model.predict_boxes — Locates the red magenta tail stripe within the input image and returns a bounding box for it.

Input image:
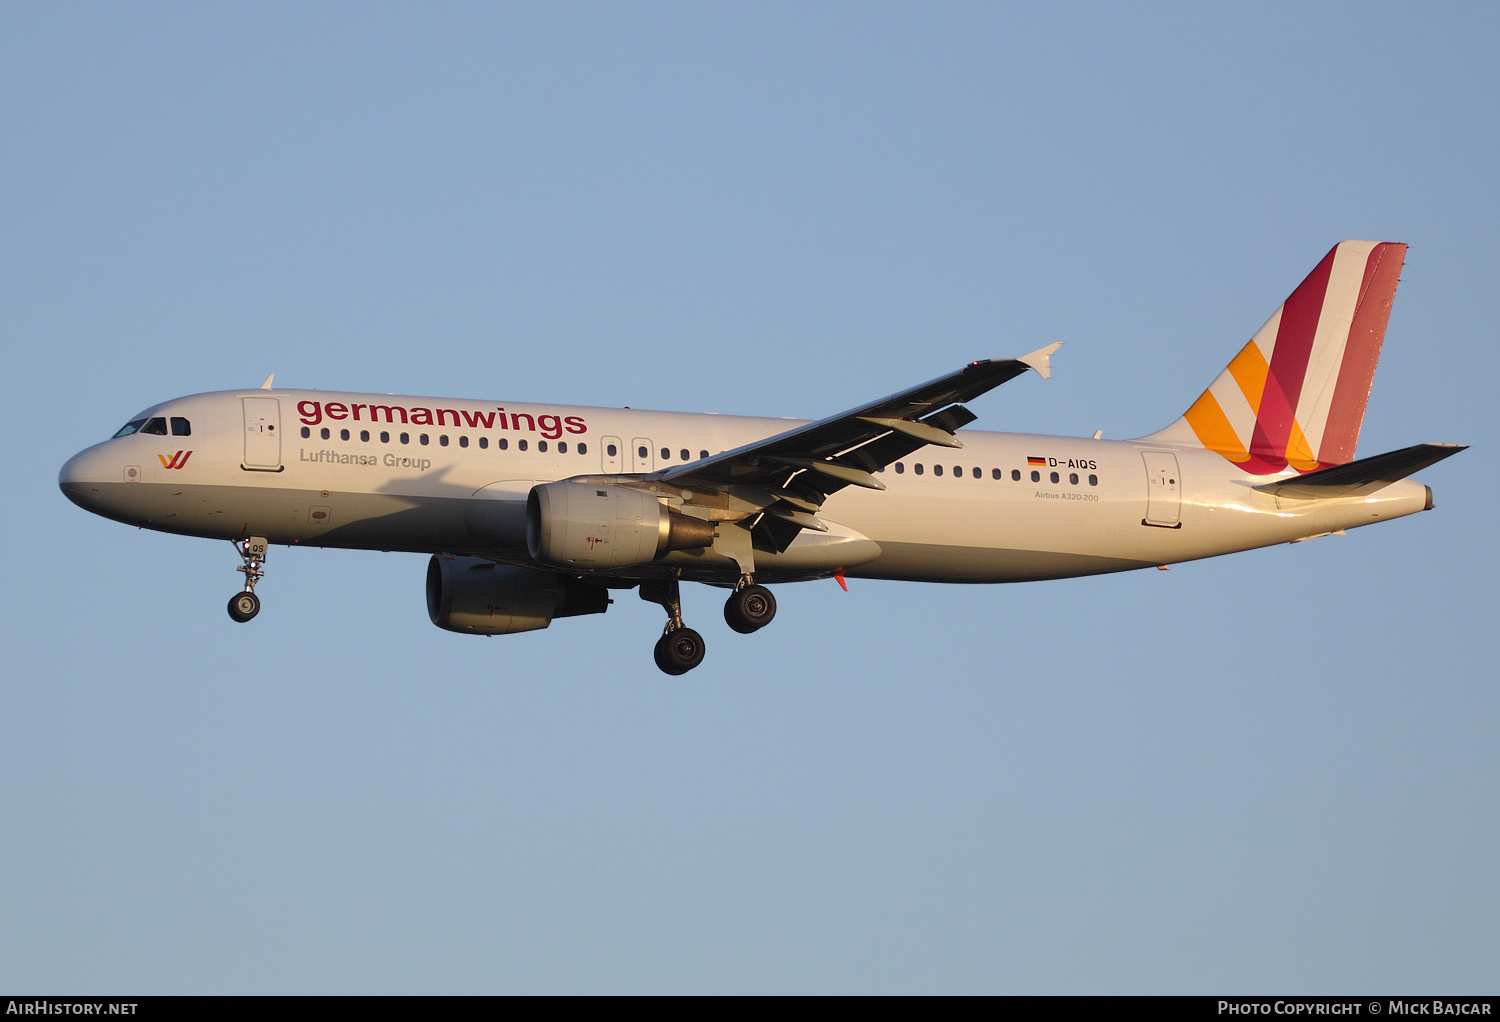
[1248,247,1337,461]
[1318,243,1406,466]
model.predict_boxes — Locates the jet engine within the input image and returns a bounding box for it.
[526,482,716,569]
[426,555,610,635]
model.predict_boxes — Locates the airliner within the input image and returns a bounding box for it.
[59,241,1463,674]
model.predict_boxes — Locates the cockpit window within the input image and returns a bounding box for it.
[112,418,148,438]
[170,417,191,436]
[139,417,168,435]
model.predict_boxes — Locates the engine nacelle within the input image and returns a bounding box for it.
[426,555,609,635]
[526,482,716,568]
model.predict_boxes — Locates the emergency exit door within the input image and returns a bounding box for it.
[242,397,282,470]
[601,435,623,474]
[630,437,654,474]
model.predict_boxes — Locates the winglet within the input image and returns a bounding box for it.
[260,374,275,390]
[1018,343,1062,380]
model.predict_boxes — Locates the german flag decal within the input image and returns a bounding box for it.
[1027,456,1047,466]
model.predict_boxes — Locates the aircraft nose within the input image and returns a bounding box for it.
[58,445,115,509]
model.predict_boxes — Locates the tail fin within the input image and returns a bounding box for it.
[1143,241,1407,475]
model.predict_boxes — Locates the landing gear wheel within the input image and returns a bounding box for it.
[654,627,706,675]
[724,584,776,634]
[228,591,261,623]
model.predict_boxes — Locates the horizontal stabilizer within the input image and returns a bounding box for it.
[1252,443,1466,499]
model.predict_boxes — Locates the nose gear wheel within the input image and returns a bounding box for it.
[228,591,261,622]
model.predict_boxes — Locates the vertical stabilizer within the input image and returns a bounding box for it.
[1143,241,1407,474]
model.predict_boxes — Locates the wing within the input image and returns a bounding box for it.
[652,345,1059,548]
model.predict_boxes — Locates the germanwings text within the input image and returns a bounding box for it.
[296,400,586,440]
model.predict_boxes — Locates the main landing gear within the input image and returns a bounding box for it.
[724,581,777,634]
[640,578,705,675]
[639,576,778,675]
[227,536,268,623]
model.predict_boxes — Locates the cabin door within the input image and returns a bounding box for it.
[1142,451,1181,527]
[242,397,282,470]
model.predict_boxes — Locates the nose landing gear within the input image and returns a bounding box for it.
[227,537,268,623]
[640,577,705,675]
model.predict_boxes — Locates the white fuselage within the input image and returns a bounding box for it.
[59,388,1432,584]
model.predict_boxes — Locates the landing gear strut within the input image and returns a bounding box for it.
[227,536,268,623]
[640,577,705,675]
[724,580,776,634]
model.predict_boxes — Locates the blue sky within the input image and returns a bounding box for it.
[2,2,1496,993]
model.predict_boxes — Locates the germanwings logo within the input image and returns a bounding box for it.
[158,450,193,469]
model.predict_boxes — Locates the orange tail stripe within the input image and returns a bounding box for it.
[1226,340,1270,414]
[1184,390,1250,462]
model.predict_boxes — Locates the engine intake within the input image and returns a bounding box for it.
[426,555,609,635]
[526,482,716,568]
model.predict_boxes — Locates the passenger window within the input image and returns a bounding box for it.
[1069,472,1079,485]
[973,467,981,479]
[113,418,147,438]
[380,431,390,443]
[321,427,330,439]
[895,463,904,474]
[340,429,350,441]
[459,436,468,448]
[1031,470,1040,482]
[140,417,168,435]
[608,444,618,457]
[578,442,587,455]
[992,468,1001,479]
[934,464,943,476]
[660,447,669,460]
[638,446,648,459]
[170,417,191,436]
[953,466,961,477]
[360,430,370,442]
[1012,469,1021,481]
[1050,471,1060,483]
[498,438,508,450]
[400,433,410,444]
[439,435,448,447]
[914,464,924,475]
[680,449,689,461]
[420,434,430,445]
[301,426,311,438]
[558,442,567,453]
[699,450,709,460]
[478,437,488,449]
[519,439,528,452]
[538,440,548,452]
[1088,474,1098,486]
